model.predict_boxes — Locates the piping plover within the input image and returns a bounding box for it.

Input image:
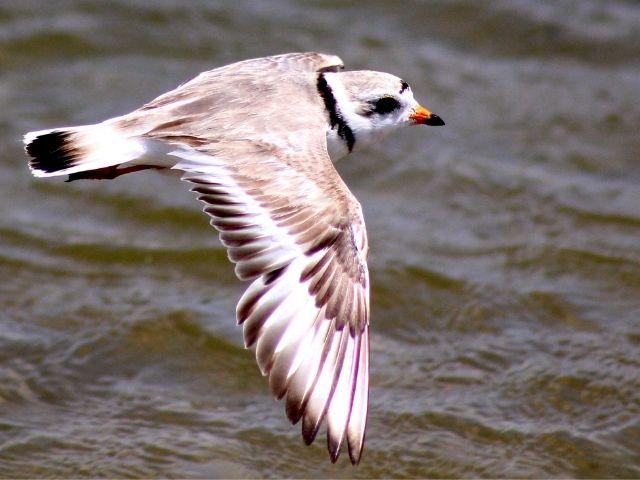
[24,52,444,465]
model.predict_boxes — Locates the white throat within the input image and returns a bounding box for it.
[326,129,350,161]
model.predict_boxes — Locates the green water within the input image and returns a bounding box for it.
[1,0,639,477]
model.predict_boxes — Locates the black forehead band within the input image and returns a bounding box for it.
[400,80,409,93]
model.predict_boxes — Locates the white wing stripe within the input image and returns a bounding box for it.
[268,306,322,399]
[285,316,332,422]
[176,151,304,279]
[256,276,313,374]
[347,327,369,461]
[273,295,318,356]
[327,333,357,461]
[302,325,349,444]
[241,276,293,348]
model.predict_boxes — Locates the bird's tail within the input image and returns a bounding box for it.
[24,123,152,181]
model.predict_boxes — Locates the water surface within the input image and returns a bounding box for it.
[1,0,639,477]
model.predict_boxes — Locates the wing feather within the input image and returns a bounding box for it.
[174,138,370,464]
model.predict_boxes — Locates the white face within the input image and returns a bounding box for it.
[339,81,417,137]
[352,83,419,130]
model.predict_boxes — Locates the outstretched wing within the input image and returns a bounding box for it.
[169,131,370,465]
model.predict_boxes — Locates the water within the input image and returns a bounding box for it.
[1,0,639,477]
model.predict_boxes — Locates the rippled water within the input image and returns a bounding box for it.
[2,0,640,477]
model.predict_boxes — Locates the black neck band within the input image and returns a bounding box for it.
[316,73,355,153]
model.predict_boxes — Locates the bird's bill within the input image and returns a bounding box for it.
[409,105,445,126]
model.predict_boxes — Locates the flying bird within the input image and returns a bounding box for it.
[24,52,444,465]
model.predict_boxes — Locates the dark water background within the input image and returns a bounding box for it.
[1,0,639,477]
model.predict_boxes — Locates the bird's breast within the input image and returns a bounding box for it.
[325,127,351,162]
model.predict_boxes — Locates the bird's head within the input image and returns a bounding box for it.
[320,70,444,158]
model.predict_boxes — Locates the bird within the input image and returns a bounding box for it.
[23,52,444,465]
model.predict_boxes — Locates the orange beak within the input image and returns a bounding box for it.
[409,105,445,126]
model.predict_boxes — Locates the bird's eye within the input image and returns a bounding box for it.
[372,97,400,114]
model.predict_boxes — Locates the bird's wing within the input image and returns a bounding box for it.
[168,130,370,465]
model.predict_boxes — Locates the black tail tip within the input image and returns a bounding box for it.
[26,130,79,174]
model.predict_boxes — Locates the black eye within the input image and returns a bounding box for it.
[372,97,400,114]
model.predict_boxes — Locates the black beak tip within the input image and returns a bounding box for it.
[425,114,445,126]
